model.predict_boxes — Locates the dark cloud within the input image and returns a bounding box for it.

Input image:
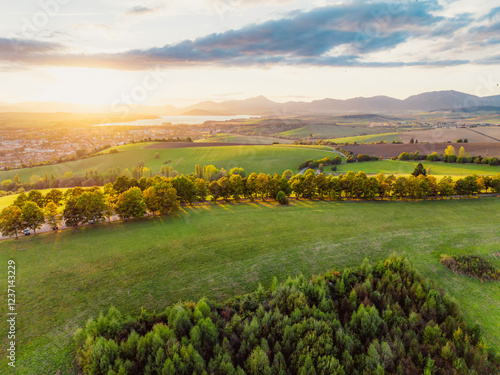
[0,1,497,70]
[117,1,446,66]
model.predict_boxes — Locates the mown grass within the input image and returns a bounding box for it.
[336,159,500,176]
[1,198,500,373]
[0,144,333,183]
[328,132,402,144]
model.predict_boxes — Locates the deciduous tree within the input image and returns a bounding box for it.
[0,206,23,239]
[44,202,61,230]
[22,201,45,235]
[115,187,146,219]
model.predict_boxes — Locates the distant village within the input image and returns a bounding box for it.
[1,120,498,171]
[0,127,176,170]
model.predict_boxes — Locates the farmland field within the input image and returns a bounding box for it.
[1,198,500,373]
[328,132,402,144]
[195,134,292,144]
[279,124,391,138]
[342,142,500,158]
[334,159,500,176]
[399,127,500,143]
[0,143,333,183]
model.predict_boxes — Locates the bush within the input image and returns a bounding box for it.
[440,254,500,281]
[398,152,410,161]
[357,154,371,162]
[277,191,289,205]
[489,157,500,166]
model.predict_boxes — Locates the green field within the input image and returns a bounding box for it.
[0,144,334,183]
[279,124,391,138]
[334,160,500,176]
[0,193,20,211]
[328,132,402,144]
[196,134,292,144]
[1,198,500,373]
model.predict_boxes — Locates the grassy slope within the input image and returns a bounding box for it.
[328,132,402,144]
[279,124,390,138]
[196,135,293,144]
[1,198,500,373]
[336,160,500,176]
[0,144,332,183]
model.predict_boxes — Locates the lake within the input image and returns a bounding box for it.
[97,115,259,126]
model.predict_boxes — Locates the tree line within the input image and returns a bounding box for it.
[394,146,500,166]
[73,256,500,374]
[1,167,500,239]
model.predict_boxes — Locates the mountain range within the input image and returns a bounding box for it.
[1,90,500,115]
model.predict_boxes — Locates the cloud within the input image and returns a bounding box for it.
[114,1,448,67]
[124,6,161,16]
[484,6,500,20]
[0,38,64,59]
[0,1,497,70]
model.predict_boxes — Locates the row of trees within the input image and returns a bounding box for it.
[2,169,500,238]
[74,256,500,374]
[396,146,500,166]
[297,156,342,171]
[0,164,246,195]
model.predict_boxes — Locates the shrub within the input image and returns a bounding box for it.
[277,191,289,205]
[440,254,500,281]
[398,152,410,161]
[357,154,371,162]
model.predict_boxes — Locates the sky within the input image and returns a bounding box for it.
[0,0,499,109]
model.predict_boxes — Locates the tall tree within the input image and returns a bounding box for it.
[44,202,61,230]
[411,163,427,177]
[444,145,456,156]
[13,192,28,208]
[458,146,466,158]
[208,181,221,202]
[63,199,84,227]
[115,187,146,219]
[22,202,45,235]
[195,178,209,202]
[245,173,258,201]
[143,182,179,215]
[229,174,244,202]
[77,191,108,224]
[0,206,24,239]
[27,190,44,207]
[172,175,197,204]
[217,177,231,202]
[45,189,64,206]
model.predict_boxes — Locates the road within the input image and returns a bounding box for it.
[299,147,348,174]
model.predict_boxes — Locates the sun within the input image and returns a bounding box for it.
[41,67,145,108]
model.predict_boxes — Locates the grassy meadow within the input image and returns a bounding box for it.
[328,132,402,144]
[196,134,292,144]
[1,198,500,373]
[0,144,333,183]
[279,124,391,138]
